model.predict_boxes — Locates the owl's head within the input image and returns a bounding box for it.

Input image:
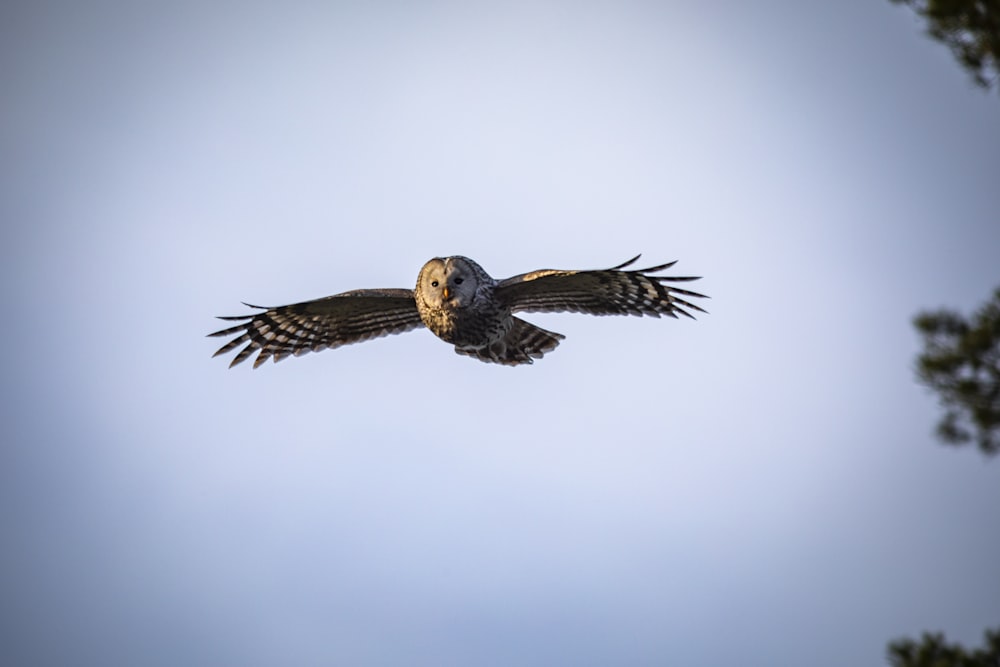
[417,256,482,309]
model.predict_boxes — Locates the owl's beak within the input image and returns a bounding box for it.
[442,286,450,300]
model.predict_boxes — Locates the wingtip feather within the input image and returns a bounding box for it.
[608,254,642,270]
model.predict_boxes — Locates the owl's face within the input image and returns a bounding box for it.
[417,257,480,310]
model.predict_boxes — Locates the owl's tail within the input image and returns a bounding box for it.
[454,317,565,366]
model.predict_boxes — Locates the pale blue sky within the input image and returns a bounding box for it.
[2,2,998,666]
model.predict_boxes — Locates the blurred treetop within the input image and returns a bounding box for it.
[914,286,1000,455]
[891,0,1000,91]
[888,628,1000,666]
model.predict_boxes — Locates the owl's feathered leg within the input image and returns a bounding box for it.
[454,317,565,366]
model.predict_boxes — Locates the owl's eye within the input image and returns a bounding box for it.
[431,280,439,287]
[454,278,464,285]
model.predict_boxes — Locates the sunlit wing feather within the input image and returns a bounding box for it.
[495,255,708,319]
[208,288,423,368]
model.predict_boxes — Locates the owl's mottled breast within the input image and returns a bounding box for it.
[416,282,511,347]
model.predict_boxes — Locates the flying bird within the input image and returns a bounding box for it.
[209,255,707,367]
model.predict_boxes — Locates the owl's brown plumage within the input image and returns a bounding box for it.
[209,255,707,367]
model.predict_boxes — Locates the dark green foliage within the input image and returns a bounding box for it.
[890,0,1000,90]
[888,628,1000,666]
[914,286,1000,455]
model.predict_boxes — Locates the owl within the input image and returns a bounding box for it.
[209,255,707,367]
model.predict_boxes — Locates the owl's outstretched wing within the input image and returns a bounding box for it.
[495,255,708,318]
[209,288,423,368]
